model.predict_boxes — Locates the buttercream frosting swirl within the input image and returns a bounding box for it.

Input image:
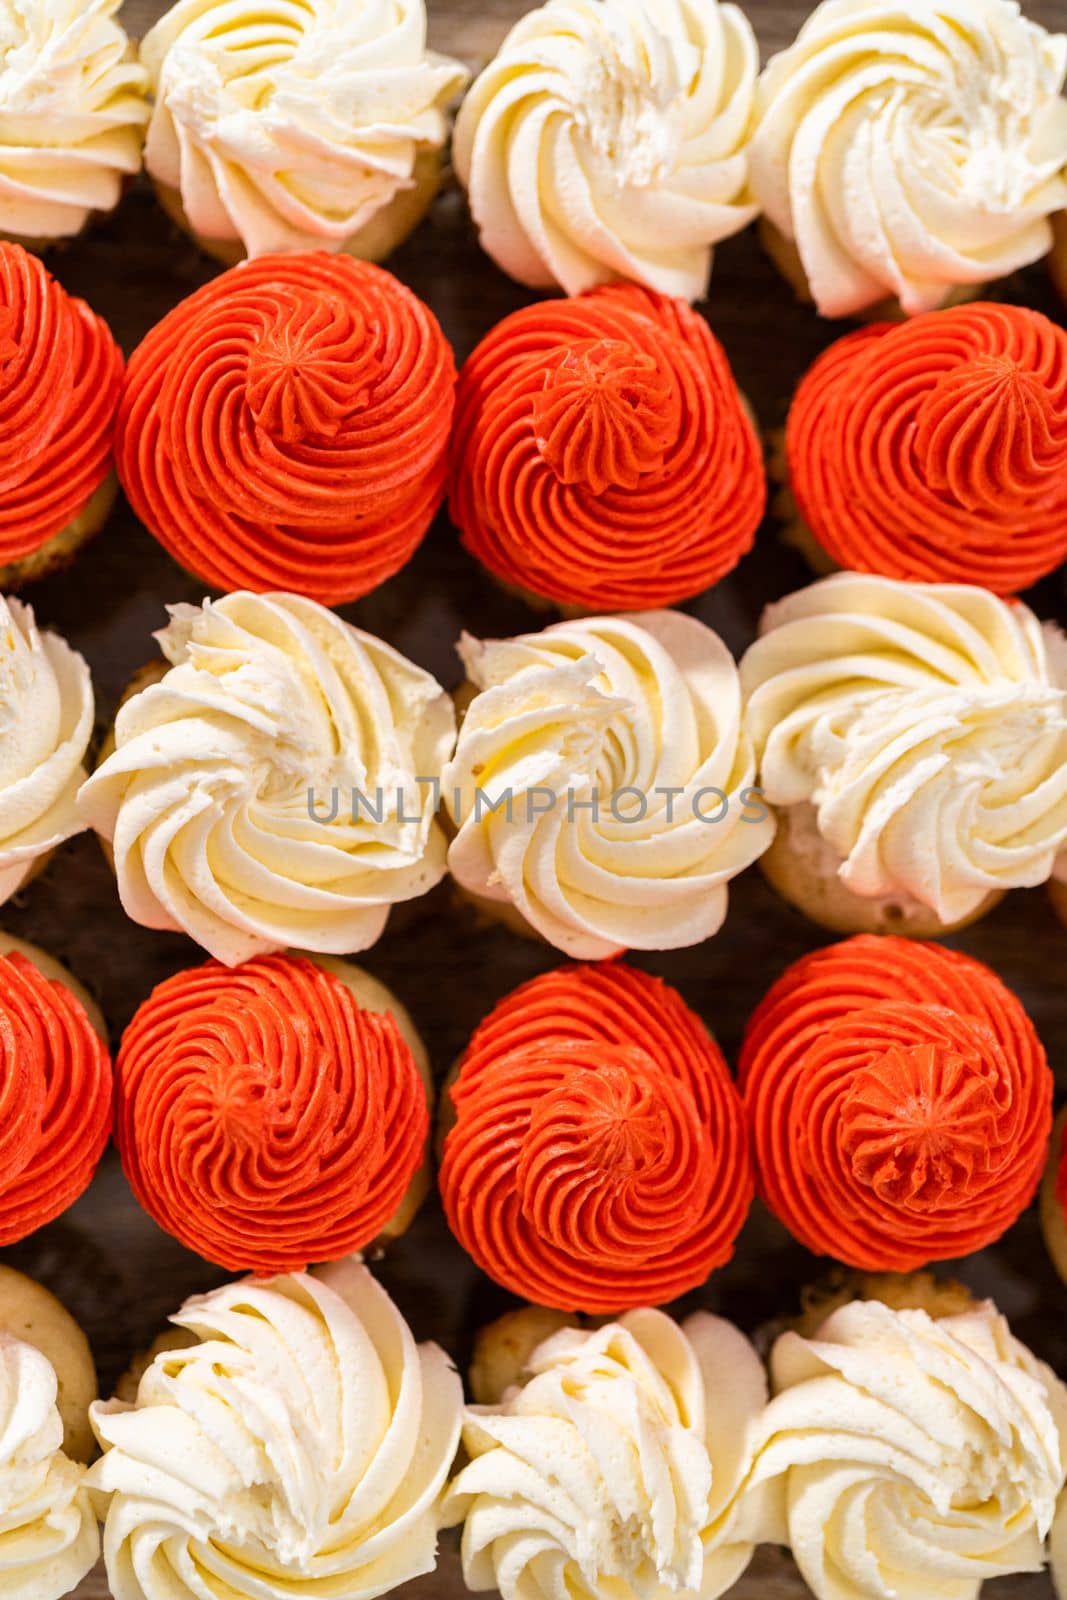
[0,1333,99,1600]
[450,285,765,610]
[750,1299,1067,1600]
[0,950,112,1246]
[440,962,754,1312]
[740,935,1052,1270]
[0,0,147,240]
[445,1310,768,1600]
[77,591,456,966]
[750,0,1067,317]
[115,253,456,605]
[788,303,1067,593]
[88,1258,463,1600]
[0,242,123,568]
[740,573,1067,925]
[445,610,773,957]
[141,0,468,258]
[115,954,430,1274]
[454,0,759,299]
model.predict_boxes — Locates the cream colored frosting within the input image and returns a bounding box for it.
[453,0,759,300]
[0,597,93,905]
[750,0,1067,316]
[88,1259,463,1600]
[740,573,1067,925]
[77,591,456,966]
[750,1300,1067,1600]
[0,1333,99,1600]
[140,0,469,257]
[0,0,147,239]
[444,610,774,958]
[445,1309,768,1600]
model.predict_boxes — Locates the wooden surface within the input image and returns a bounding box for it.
[2,0,1066,1595]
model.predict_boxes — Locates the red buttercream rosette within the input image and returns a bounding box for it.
[0,953,112,1245]
[740,936,1052,1271]
[0,243,122,568]
[114,954,429,1274]
[116,253,457,605]
[450,284,765,610]
[439,962,753,1312]
[787,302,1067,593]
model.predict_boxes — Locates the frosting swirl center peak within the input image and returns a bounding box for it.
[244,291,380,442]
[532,338,680,493]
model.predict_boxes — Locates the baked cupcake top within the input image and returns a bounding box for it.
[445,611,773,956]
[0,597,93,905]
[88,1259,463,1600]
[115,954,430,1274]
[451,285,765,610]
[115,253,456,605]
[141,0,468,258]
[740,573,1067,925]
[749,1299,1067,1600]
[0,0,147,241]
[440,962,754,1313]
[0,243,123,571]
[0,1332,99,1600]
[454,0,758,300]
[751,0,1067,318]
[740,935,1052,1270]
[77,591,456,965]
[787,303,1067,593]
[445,1309,768,1600]
[0,951,112,1246]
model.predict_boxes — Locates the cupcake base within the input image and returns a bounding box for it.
[0,472,117,590]
[1041,1107,1067,1288]
[469,1306,579,1405]
[0,1266,97,1462]
[1050,211,1067,307]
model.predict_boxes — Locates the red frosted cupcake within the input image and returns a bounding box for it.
[0,243,123,587]
[0,946,112,1245]
[785,303,1067,593]
[450,285,765,610]
[740,936,1051,1271]
[114,953,432,1274]
[117,253,456,605]
[439,962,753,1312]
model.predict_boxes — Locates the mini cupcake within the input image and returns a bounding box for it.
[445,611,773,957]
[78,591,456,965]
[445,1305,768,1600]
[140,0,468,265]
[115,254,456,604]
[750,0,1067,318]
[0,942,112,1247]
[747,1295,1067,1600]
[0,0,147,248]
[451,286,765,611]
[88,1259,463,1599]
[740,573,1067,935]
[741,936,1052,1270]
[453,0,758,300]
[782,303,1067,594]
[0,244,123,586]
[115,953,432,1274]
[439,962,754,1313]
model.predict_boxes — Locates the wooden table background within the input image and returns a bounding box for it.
[2,0,1065,1594]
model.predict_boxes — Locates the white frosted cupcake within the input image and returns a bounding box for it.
[750,0,1067,318]
[740,573,1067,935]
[77,591,456,965]
[140,0,469,264]
[454,0,759,299]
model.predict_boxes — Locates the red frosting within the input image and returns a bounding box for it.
[116,253,456,606]
[440,962,753,1312]
[0,953,112,1245]
[450,285,765,610]
[115,955,429,1274]
[740,936,1052,1271]
[787,302,1067,593]
[0,243,123,567]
